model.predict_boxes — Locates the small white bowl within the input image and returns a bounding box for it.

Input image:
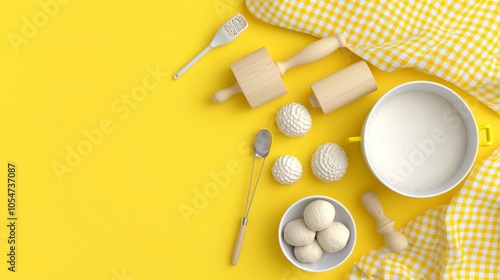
[278,195,356,272]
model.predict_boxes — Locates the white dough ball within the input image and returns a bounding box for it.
[317,221,350,253]
[294,240,323,263]
[276,103,312,137]
[311,143,348,183]
[283,219,316,246]
[272,155,302,184]
[303,200,335,231]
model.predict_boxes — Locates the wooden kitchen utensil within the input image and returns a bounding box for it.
[361,191,408,253]
[309,60,377,114]
[212,34,347,109]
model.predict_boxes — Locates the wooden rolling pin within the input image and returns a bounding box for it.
[309,60,377,114]
[212,33,347,108]
[361,191,408,253]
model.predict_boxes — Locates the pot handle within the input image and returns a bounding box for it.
[346,136,363,143]
[479,124,493,147]
[347,125,492,146]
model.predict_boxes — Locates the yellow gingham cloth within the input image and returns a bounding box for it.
[345,147,500,279]
[245,0,500,114]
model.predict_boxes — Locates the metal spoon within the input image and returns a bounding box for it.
[231,129,272,265]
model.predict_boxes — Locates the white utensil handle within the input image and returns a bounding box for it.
[275,33,346,76]
[174,45,213,79]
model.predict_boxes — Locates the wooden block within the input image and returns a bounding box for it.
[230,47,287,109]
[310,60,377,114]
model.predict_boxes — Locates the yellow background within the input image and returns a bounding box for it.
[1,1,499,279]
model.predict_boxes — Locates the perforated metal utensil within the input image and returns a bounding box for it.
[231,129,272,265]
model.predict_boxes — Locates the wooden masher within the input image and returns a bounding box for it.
[361,191,409,253]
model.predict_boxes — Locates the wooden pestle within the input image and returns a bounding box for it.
[213,33,347,108]
[361,191,408,253]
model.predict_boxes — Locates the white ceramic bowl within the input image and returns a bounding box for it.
[349,81,491,198]
[278,195,356,272]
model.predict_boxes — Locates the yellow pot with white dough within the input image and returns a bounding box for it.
[347,81,493,198]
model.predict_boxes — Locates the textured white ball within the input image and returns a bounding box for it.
[283,219,316,247]
[276,103,312,137]
[303,200,335,231]
[272,155,302,184]
[294,240,323,263]
[317,221,350,253]
[311,143,348,183]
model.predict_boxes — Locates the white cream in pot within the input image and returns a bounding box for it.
[364,91,467,191]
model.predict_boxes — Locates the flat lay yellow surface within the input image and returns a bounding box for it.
[1,1,499,280]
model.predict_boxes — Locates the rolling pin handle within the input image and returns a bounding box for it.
[212,82,243,103]
[275,33,347,76]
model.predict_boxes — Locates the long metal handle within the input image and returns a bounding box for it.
[231,130,271,265]
[231,220,247,265]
